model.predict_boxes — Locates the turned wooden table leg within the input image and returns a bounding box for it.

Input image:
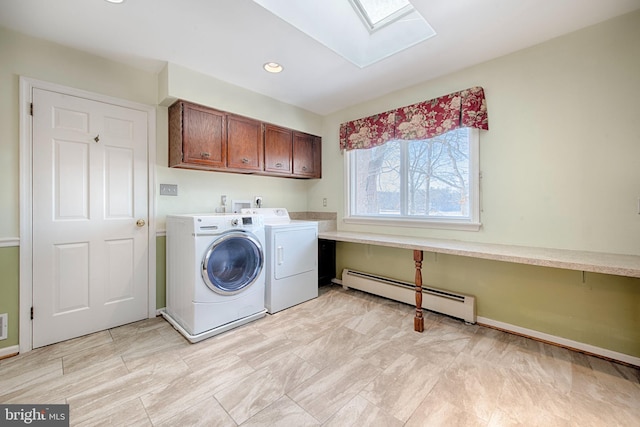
[413,249,424,332]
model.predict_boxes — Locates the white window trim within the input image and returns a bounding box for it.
[344,128,481,231]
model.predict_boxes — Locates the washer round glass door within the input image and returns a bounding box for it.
[201,231,264,295]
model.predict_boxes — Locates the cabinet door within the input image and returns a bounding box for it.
[227,115,263,171]
[264,125,292,174]
[293,132,321,178]
[176,102,226,168]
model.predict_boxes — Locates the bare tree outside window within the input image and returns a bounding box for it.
[408,128,469,216]
[350,128,474,220]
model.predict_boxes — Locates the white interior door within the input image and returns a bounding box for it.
[31,88,149,348]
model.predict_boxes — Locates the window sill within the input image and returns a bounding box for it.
[343,216,482,231]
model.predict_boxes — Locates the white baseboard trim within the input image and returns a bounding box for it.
[156,308,166,317]
[0,345,20,359]
[477,316,640,367]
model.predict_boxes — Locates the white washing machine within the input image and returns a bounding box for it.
[162,213,266,342]
[242,208,318,313]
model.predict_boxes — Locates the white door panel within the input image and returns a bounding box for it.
[105,146,134,217]
[273,227,317,280]
[53,242,90,314]
[54,139,90,219]
[32,88,149,348]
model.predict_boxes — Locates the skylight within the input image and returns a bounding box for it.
[252,0,436,68]
[350,0,414,32]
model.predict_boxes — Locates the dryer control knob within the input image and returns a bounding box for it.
[231,218,239,227]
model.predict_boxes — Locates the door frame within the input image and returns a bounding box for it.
[18,77,157,353]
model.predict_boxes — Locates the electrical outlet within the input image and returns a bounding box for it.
[254,196,263,207]
[323,197,327,207]
[159,184,178,196]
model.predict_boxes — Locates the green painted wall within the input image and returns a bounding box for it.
[0,246,19,349]
[337,242,640,357]
[5,237,638,358]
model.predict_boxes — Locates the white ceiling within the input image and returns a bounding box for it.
[1,0,639,115]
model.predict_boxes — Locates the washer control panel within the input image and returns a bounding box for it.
[193,214,263,233]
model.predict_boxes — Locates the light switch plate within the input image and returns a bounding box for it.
[160,184,178,196]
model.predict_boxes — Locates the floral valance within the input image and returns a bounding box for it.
[339,86,489,151]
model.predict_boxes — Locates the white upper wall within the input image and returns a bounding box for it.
[0,27,322,237]
[154,63,323,229]
[314,10,640,255]
[161,63,323,135]
[0,27,157,239]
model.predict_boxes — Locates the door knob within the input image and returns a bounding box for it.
[136,219,146,227]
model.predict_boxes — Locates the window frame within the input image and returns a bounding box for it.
[348,0,415,33]
[344,128,481,231]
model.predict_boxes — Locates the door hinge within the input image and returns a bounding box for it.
[30,103,33,116]
[30,306,34,320]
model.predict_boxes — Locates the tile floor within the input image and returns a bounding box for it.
[1,285,639,426]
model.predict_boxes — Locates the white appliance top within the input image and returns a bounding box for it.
[168,213,264,232]
[241,208,291,224]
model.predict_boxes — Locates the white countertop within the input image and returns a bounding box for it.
[318,230,640,278]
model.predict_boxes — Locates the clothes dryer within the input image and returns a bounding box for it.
[162,214,266,342]
[242,208,318,313]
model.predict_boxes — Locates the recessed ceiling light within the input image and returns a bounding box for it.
[263,62,283,73]
[105,0,124,4]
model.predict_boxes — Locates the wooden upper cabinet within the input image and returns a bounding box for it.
[293,132,321,178]
[227,115,263,172]
[264,125,293,175]
[169,101,226,169]
[168,99,321,178]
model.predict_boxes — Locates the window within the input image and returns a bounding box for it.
[349,0,414,32]
[346,128,480,230]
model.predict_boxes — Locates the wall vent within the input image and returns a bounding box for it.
[0,313,7,340]
[342,269,476,324]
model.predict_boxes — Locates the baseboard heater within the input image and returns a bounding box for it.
[342,269,476,324]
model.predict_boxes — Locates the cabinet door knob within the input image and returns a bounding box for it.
[275,162,283,168]
[302,166,308,171]
[200,152,210,158]
[242,158,249,164]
